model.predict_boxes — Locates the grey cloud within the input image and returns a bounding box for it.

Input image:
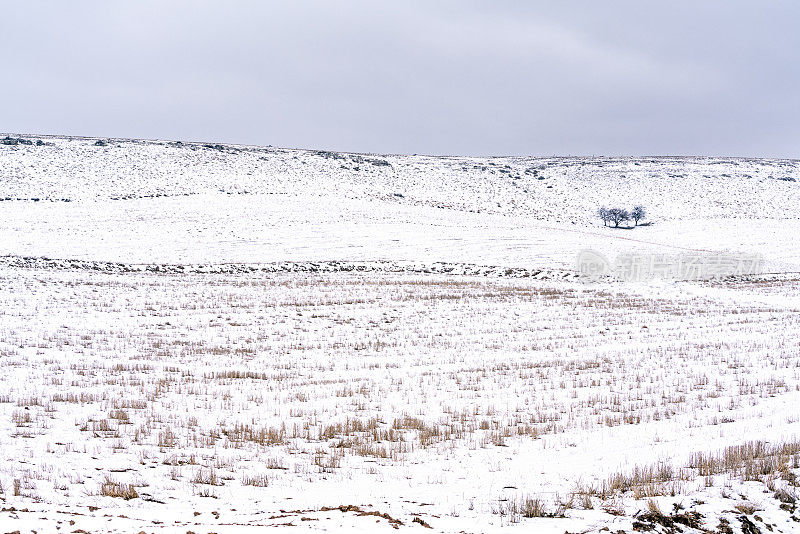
[2,1,798,157]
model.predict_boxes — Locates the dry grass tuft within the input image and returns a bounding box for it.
[100,477,139,500]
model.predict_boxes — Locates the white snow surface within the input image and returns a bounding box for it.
[0,135,799,533]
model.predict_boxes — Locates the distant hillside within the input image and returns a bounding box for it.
[2,134,798,223]
[1,134,798,270]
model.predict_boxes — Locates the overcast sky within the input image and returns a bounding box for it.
[3,1,799,157]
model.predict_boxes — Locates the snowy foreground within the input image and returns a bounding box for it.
[1,135,800,533]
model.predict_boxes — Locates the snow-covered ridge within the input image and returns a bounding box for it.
[1,133,798,224]
[0,254,579,279]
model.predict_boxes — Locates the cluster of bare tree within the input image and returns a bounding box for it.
[598,205,646,228]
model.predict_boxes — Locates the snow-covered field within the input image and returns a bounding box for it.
[1,135,799,533]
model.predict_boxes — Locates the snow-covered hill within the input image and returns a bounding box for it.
[1,134,799,271]
[2,134,799,219]
[3,134,800,533]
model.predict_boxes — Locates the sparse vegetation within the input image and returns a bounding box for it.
[100,477,139,500]
[1,269,798,529]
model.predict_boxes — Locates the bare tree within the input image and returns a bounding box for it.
[607,208,630,228]
[631,205,646,226]
[597,207,609,226]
